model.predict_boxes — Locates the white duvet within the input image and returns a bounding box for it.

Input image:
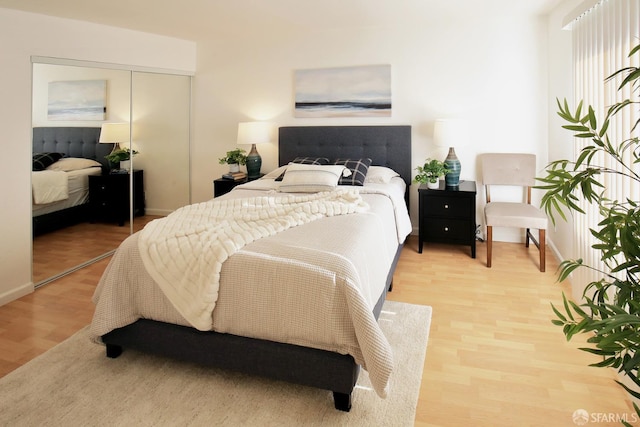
[138,189,369,331]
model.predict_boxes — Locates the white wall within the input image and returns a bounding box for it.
[191,7,550,245]
[0,7,196,306]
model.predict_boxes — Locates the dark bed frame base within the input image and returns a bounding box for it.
[33,204,91,236]
[101,125,411,411]
[103,320,362,411]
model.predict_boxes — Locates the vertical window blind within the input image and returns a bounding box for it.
[569,0,640,288]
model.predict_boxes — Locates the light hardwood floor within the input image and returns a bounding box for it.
[33,216,158,284]
[1,235,633,426]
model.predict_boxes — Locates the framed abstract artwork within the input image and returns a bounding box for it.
[48,80,107,120]
[294,64,391,118]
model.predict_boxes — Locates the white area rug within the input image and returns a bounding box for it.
[0,301,431,426]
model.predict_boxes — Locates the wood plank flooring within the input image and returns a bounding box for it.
[32,217,157,284]
[1,234,634,426]
[387,238,633,426]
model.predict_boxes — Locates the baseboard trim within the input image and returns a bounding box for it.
[0,282,33,307]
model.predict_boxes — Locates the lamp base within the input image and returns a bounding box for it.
[444,147,461,187]
[246,144,262,180]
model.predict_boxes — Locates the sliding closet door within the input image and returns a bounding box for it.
[130,72,191,231]
[32,62,192,287]
[31,63,132,286]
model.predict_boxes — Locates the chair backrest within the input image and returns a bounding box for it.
[480,153,537,203]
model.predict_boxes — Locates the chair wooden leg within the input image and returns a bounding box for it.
[539,229,546,272]
[486,226,492,268]
[525,228,530,248]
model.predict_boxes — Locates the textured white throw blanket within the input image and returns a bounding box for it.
[32,170,69,204]
[138,189,369,331]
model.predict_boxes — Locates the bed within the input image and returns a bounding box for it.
[32,127,112,235]
[91,125,412,411]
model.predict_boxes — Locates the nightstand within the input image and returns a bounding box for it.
[418,180,477,258]
[213,178,247,198]
[89,170,145,226]
[213,175,264,197]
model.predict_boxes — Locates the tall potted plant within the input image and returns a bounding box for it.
[537,43,640,423]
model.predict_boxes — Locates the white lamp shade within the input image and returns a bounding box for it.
[99,123,130,143]
[237,122,271,145]
[433,119,468,148]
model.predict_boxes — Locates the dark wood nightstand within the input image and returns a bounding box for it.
[213,178,247,198]
[418,180,477,258]
[213,175,264,198]
[89,170,145,226]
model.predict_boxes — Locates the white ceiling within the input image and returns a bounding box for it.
[0,0,562,42]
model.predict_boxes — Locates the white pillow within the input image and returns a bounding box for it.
[279,163,351,193]
[364,166,400,184]
[262,165,288,179]
[46,157,102,172]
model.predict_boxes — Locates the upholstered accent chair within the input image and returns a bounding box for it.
[480,153,548,272]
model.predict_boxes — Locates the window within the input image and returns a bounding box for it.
[568,0,640,286]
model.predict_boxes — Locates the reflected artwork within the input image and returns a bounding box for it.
[48,80,107,120]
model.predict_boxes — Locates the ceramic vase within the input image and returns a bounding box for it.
[444,147,461,187]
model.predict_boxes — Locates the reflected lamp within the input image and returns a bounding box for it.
[99,123,130,151]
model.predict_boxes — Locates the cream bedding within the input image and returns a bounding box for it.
[32,167,102,216]
[32,170,68,204]
[138,190,368,331]
[90,178,410,397]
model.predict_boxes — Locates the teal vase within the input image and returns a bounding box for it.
[245,144,262,180]
[444,147,461,187]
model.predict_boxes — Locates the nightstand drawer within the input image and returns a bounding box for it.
[423,218,472,241]
[423,196,472,218]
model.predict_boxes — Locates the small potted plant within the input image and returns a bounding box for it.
[414,158,450,189]
[105,147,138,171]
[218,149,247,173]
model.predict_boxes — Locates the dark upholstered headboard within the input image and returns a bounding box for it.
[32,127,113,171]
[279,126,412,205]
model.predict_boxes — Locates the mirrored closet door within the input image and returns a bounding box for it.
[31,61,191,287]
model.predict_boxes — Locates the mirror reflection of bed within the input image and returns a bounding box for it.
[30,126,159,284]
[31,61,191,287]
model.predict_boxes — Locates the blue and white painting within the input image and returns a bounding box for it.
[48,80,107,120]
[295,65,391,118]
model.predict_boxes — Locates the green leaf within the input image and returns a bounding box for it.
[551,302,568,323]
[562,294,575,321]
